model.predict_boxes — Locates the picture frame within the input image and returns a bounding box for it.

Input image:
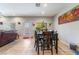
[18,22,21,24]
[0,22,3,25]
[58,5,79,24]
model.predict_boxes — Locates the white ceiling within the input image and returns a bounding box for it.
[0,3,75,16]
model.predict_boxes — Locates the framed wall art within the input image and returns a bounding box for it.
[58,5,79,24]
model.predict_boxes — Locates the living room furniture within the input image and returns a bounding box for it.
[0,30,18,47]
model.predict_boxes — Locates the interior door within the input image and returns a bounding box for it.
[24,22,34,38]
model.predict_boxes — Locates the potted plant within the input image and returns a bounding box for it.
[35,21,46,31]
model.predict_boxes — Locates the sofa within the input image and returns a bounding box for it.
[0,30,18,47]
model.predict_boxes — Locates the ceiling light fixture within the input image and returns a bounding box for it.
[43,3,47,7]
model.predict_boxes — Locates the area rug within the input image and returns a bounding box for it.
[23,36,33,39]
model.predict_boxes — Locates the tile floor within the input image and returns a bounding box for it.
[0,39,37,55]
[0,38,75,55]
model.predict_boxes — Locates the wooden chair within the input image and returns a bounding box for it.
[34,30,43,55]
[42,31,53,55]
[51,31,58,54]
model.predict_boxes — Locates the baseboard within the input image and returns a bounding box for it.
[58,37,74,55]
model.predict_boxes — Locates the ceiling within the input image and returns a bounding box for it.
[0,3,76,16]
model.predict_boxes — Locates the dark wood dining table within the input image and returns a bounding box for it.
[35,30,58,54]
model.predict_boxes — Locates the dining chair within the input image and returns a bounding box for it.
[42,31,53,55]
[34,30,44,55]
[51,31,58,54]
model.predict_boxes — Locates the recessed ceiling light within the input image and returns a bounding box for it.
[43,3,47,7]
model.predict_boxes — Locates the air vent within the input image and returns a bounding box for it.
[35,3,40,7]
